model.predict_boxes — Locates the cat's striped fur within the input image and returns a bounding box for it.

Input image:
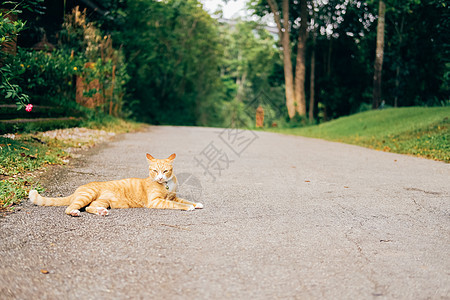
[29,153,203,216]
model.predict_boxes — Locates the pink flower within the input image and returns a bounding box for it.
[25,104,33,112]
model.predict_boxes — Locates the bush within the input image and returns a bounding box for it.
[0,6,29,109]
[5,48,85,106]
[0,118,83,133]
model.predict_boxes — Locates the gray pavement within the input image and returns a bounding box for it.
[0,126,449,299]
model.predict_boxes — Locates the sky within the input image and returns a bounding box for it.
[199,0,250,19]
[199,0,277,31]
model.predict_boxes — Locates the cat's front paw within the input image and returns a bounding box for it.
[186,205,195,211]
[96,207,109,216]
[194,202,204,209]
[69,209,81,217]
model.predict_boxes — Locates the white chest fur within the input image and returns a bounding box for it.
[165,178,177,192]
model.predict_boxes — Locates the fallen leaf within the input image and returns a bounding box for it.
[40,269,49,274]
[305,180,310,183]
[344,186,349,188]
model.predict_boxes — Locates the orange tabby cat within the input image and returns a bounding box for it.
[29,153,203,216]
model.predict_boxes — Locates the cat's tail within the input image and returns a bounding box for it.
[29,190,73,206]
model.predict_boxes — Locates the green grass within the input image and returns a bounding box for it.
[0,136,67,211]
[269,107,450,162]
[0,177,44,210]
[0,117,145,212]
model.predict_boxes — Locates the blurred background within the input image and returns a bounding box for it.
[1,0,448,127]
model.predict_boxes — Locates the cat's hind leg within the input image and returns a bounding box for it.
[65,188,96,217]
[86,199,110,216]
[86,192,114,216]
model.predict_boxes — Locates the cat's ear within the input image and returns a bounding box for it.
[146,153,155,161]
[167,153,176,161]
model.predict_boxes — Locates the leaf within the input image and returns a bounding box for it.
[40,269,49,274]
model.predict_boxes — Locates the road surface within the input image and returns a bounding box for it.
[1,126,449,299]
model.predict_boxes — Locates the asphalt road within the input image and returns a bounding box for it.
[1,126,449,299]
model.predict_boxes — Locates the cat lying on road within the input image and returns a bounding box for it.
[29,153,203,216]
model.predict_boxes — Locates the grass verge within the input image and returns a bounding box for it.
[269,107,450,162]
[0,117,145,213]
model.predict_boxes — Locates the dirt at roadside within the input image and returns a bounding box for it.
[39,127,117,152]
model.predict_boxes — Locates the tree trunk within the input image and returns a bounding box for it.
[282,28,295,118]
[322,37,332,122]
[294,0,308,116]
[393,15,405,108]
[236,71,247,102]
[268,0,296,119]
[309,28,316,122]
[372,0,386,109]
[327,39,332,77]
[394,65,400,107]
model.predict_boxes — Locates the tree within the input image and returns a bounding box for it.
[294,0,308,116]
[0,0,44,109]
[219,20,279,126]
[267,0,295,118]
[382,0,449,107]
[309,2,316,121]
[260,0,309,119]
[118,0,222,125]
[372,0,386,109]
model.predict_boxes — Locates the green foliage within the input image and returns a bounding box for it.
[1,3,129,119]
[383,0,449,107]
[117,0,222,125]
[218,20,283,127]
[0,134,67,209]
[0,176,43,209]
[1,0,46,14]
[251,0,449,123]
[80,114,143,133]
[6,48,84,106]
[0,63,30,109]
[2,0,448,127]
[271,107,450,162]
[0,5,29,109]
[0,135,68,176]
[0,3,25,50]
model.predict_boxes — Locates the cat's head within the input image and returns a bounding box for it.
[146,153,176,183]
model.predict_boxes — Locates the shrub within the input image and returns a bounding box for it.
[0,5,29,109]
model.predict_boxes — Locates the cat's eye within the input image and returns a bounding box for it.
[163,170,168,173]
[151,169,157,173]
